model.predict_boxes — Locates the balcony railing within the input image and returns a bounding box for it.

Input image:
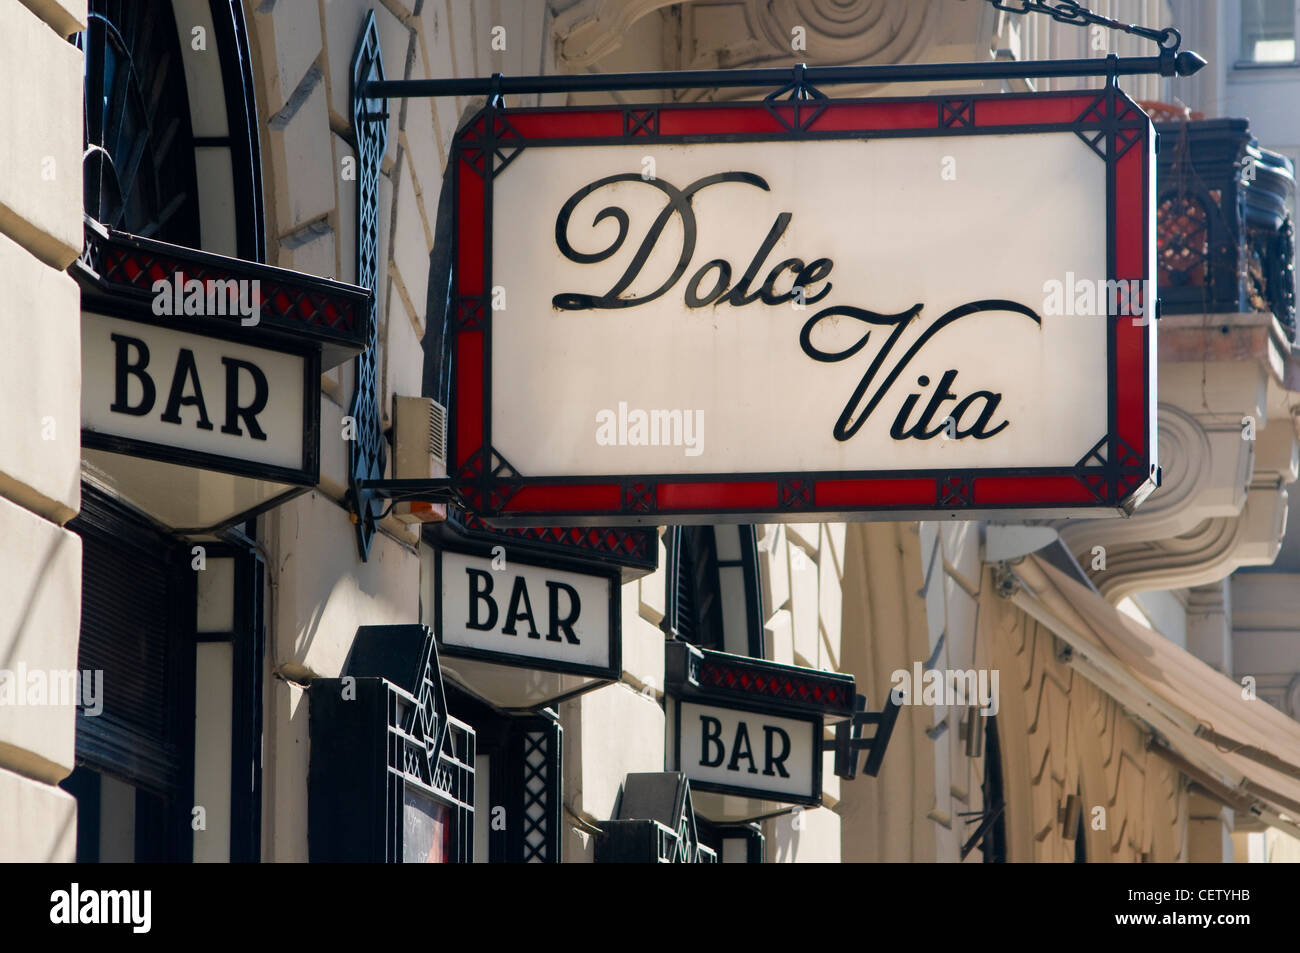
[1154,116,1296,341]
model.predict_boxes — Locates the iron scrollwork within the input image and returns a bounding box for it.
[349,13,389,559]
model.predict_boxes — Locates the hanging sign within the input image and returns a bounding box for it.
[446,88,1156,523]
[663,641,854,809]
[82,312,315,482]
[75,223,371,532]
[425,543,620,707]
[672,699,820,803]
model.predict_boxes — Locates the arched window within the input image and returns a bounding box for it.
[77,0,264,259]
[79,1,199,245]
[665,525,765,658]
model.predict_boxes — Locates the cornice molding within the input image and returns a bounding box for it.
[552,0,682,68]
[1089,486,1285,602]
[552,0,943,76]
[1058,403,1291,602]
[1060,403,1251,555]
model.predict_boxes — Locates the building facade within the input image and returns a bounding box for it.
[2,0,1299,863]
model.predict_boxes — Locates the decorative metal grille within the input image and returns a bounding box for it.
[520,730,551,863]
[1157,193,1209,287]
[385,680,475,862]
[445,688,562,864]
[310,626,474,862]
[1155,118,1296,340]
[596,773,719,863]
[349,13,389,559]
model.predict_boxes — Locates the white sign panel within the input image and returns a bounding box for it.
[437,549,615,674]
[496,135,1105,473]
[82,312,308,475]
[449,92,1155,521]
[676,700,817,801]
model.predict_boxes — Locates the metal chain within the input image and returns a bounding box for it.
[988,0,1181,52]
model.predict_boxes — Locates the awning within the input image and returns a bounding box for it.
[1005,554,1300,838]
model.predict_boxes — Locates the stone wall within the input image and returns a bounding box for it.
[0,0,86,863]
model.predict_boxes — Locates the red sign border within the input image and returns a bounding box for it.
[448,88,1156,524]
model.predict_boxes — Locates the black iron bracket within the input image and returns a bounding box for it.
[824,692,903,780]
[356,479,465,525]
[958,798,1007,860]
[348,12,389,560]
[362,50,1203,104]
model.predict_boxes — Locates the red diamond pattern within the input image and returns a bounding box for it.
[700,660,845,708]
[459,513,653,561]
[94,236,359,333]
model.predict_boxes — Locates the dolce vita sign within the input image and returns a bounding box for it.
[446,89,1157,524]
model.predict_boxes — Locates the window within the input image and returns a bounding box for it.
[79,0,200,245]
[1241,0,1297,64]
[665,525,764,657]
[1073,785,1087,863]
[697,819,765,863]
[979,715,1008,863]
[449,685,563,864]
[62,487,197,862]
[77,0,265,259]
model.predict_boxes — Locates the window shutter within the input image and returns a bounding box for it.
[72,491,193,797]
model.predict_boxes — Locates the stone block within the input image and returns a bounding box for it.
[0,0,82,268]
[0,496,81,782]
[0,230,80,523]
[0,768,76,861]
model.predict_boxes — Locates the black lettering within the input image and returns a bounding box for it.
[889,369,958,440]
[160,348,214,430]
[763,725,791,778]
[725,213,791,307]
[684,259,731,308]
[553,172,769,310]
[952,391,1009,438]
[890,381,926,442]
[759,257,805,305]
[109,334,156,416]
[501,576,540,638]
[466,569,498,631]
[219,357,269,440]
[545,580,581,644]
[799,304,920,441]
[727,722,758,774]
[794,258,833,304]
[700,716,725,768]
[550,166,1039,447]
[800,299,1040,442]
